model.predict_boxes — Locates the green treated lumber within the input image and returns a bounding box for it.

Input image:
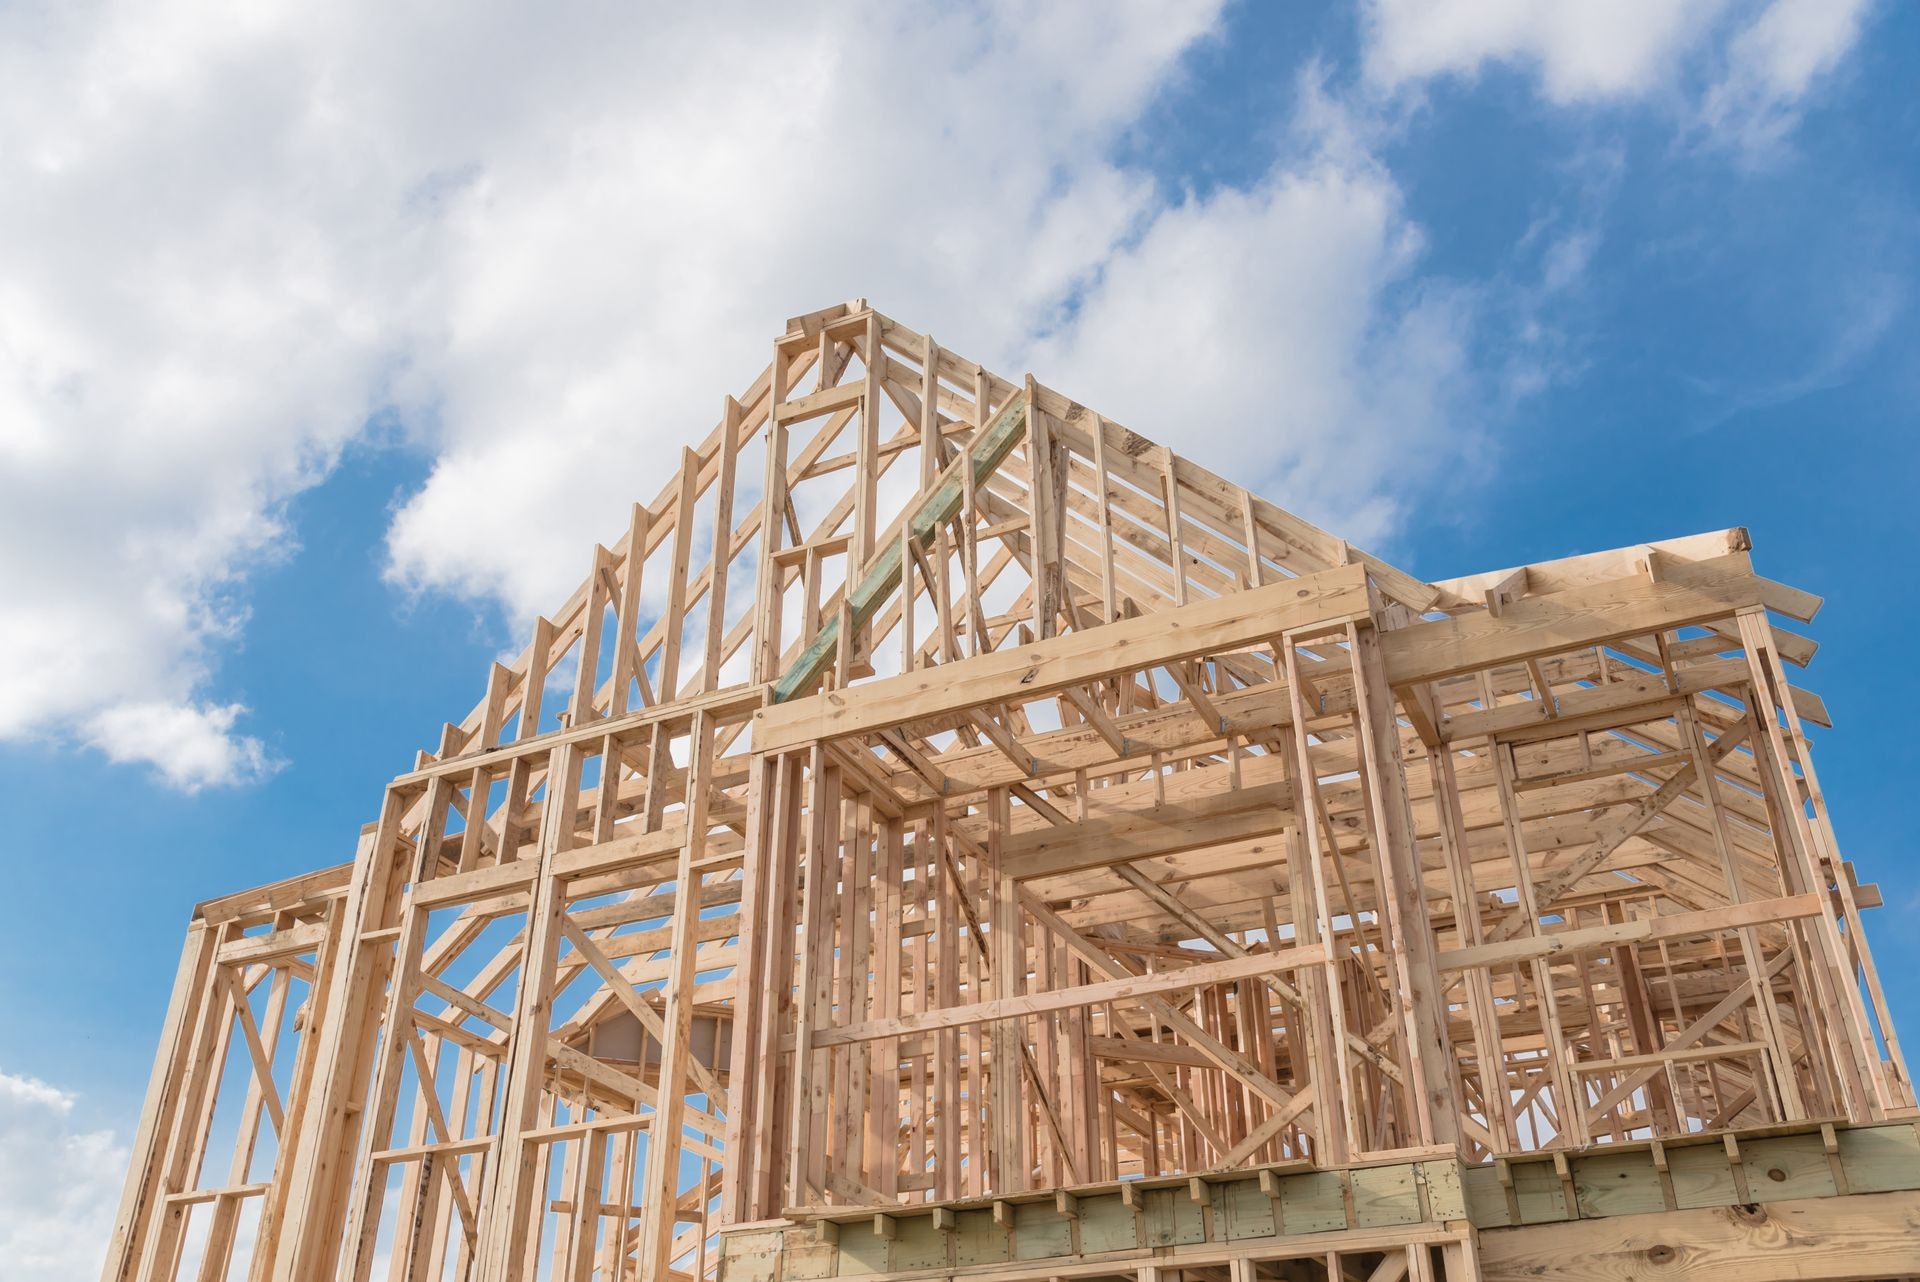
[771,391,1030,703]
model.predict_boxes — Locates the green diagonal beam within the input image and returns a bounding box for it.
[771,391,1030,703]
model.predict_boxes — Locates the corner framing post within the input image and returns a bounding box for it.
[785,747,838,1208]
[268,805,407,1282]
[636,709,716,1279]
[477,739,585,1275]
[99,921,219,1282]
[1736,608,1886,1119]
[1282,635,1357,1165]
[721,748,775,1227]
[1351,612,1461,1150]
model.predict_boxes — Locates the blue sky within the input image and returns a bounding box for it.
[1,2,1916,1273]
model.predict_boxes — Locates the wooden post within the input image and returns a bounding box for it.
[637,710,714,1277]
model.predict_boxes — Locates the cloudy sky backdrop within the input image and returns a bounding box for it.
[2,2,1915,1277]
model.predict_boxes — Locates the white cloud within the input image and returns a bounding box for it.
[376,14,1523,610]
[2,0,1550,786]
[1363,0,1730,103]
[0,1070,126,1282]
[0,1,413,787]
[1361,0,1871,150]
[0,2,1223,786]
[377,5,1213,620]
[1031,100,1478,546]
[87,700,282,792]
[1703,0,1874,153]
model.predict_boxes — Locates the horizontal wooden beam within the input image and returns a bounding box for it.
[1479,1188,1920,1282]
[756,562,1370,749]
[1437,893,1823,971]
[807,935,1327,1047]
[408,825,686,909]
[216,922,329,967]
[1432,528,1750,603]
[1381,553,1786,687]
[196,861,354,925]
[392,684,761,787]
[1004,781,1296,881]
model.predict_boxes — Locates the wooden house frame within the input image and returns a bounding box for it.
[102,301,1920,1282]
